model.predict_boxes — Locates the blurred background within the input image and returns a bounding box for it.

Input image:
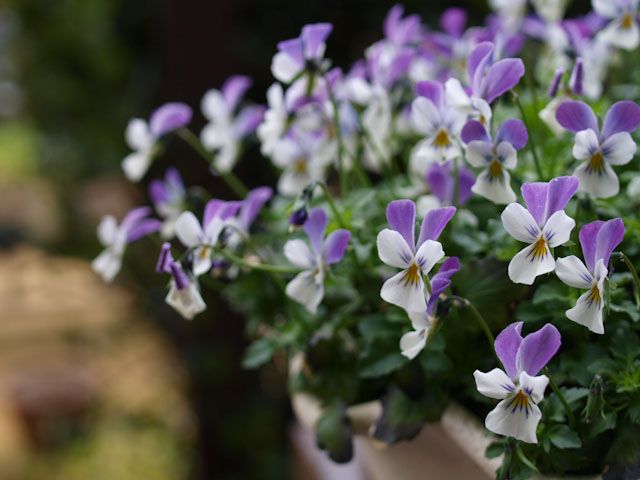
[0,1,587,479]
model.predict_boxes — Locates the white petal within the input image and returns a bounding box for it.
[125,118,154,150]
[415,240,445,276]
[416,195,442,217]
[572,129,600,161]
[501,203,540,243]
[411,97,440,136]
[496,142,517,170]
[380,270,427,312]
[574,161,620,198]
[165,282,206,320]
[508,242,555,285]
[485,396,542,443]
[201,89,229,122]
[592,0,621,18]
[465,141,492,167]
[192,246,213,276]
[555,256,593,288]
[601,132,637,165]
[278,169,312,197]
[543,210,575,248]
[566,287,604,334]
[407,310,431,331]
[97,215,118,247]
[472,170,517,205]
[92,248,122,283]
[204,217,224,244]
[409,139,440,178]
[377,229,414,269]
[271,51,302,83]
[598,18,640,50]
[400,330,427,360]
[445,78,472,111]
[519,372,549,404]
[284,239,315,269]
[539,97,566,136]
[174,211,204,248]
[474,368,515,400]
[471,98,493,125]
[122,152,152,182]
[285,270,324,314]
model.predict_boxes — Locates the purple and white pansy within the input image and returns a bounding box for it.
[400,257,460,359]
[474,322,561,443]
[92,207,161,282]
[284,208,351,313]
[149,168,187,239]
[225,187,273,248]
[122,102,192,182]
[556,218,625,334]
[556,100,640,198]
[593,0,639,51]
[418,161,475,212]
[501,176,579,285]
[461,118,528,204]
[200,75,265,173]
[377,200,455,313]
[174,199,242,276]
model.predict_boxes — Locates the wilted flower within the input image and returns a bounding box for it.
[556,218,624,333]
[474,322,561,443]
[165,260,206,320]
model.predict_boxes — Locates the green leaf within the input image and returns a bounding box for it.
[359,352,407,378]
[485,441,505,459]
[241,337,276,369]
[371,386,430,444]
[547,425,582,449]
[610,300,640,322]
[315,400,353,463]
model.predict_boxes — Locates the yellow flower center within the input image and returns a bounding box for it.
[433,129,451,148]
[507,389,532,414]
[586,284,602,307]
[479,114,487,126]
[528,236,548,262]
[402,262,422,287]
[622,13,635,29]
[587,151,605,175]
[488,158,504,181]
[294,158,307,174]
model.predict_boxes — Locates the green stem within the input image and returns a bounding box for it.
[452,155,460,208]
[546,369,576,429]
[512,91,544,181]
[178,128,248,197]
[219,249,300,274]
[325,77,348,196]
[615,252,640,307]
[450,295,495,346]
[316,182,349,229]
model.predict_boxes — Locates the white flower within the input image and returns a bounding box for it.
[122,119,156,182]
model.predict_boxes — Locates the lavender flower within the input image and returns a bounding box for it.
[149,168,187,239]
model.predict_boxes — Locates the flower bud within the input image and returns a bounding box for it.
[582,374,605,423]
[289,207,308,227]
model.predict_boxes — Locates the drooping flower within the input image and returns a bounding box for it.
[93,207,161,282]
[445,41,525,124]
[556,100,640,198]
[501,176,579,285]
[122,102,192,182]
[410,80,466,173]
[149,168,187,239]
[556,218,624,334]
[593,0,639,50]
[174,200,242,276]
[165,259,206,320]
[377,200,455,312]
[461,118,528,204]
[400,257,460,359]
[474,322,561,443]
[284,208,351,313]
[200,75,265,173]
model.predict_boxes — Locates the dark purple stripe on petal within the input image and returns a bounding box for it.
[601,101,640,139]
[495,322,523,380]
[555,100,599,133]
[516,323,561,376]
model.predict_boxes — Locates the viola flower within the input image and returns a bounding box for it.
[165,260,206,320]
[400,257,460,359]
[417,161,475,212]
[174,200,242,276]
[271,23,332,83]
[538,60,584,135]
[93,207,161,282]
[377,200,455,312]
[225,187,273,248]
[201,75,265,173]
[257,83,288,157]
[283,208,351,313]
[556,100,640,198]
[445,41,525,124]
[461,118,528,204]
[593,0,639,50]
[556,218,624,334]
[501,176,579,285]
[122,102,192,182]
[149,168,187,239]
[474,322,561,443]
[410,80,466,172]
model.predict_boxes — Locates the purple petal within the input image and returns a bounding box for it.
[415,80,443,109]
[149,180,168,205]
[304,208,328,253]
[383,5,420,44]
[222,75,252,111]
[569,58,583,96]
[579,220,604,273]
[156,242,174,273]
[458,166,476,205]
[127,218,161,242]
[426,256,460,316]
[384,48,414,85]
[602,101,640,139]
[218,201,242,221]
[521,182,548,226]
[149,102,192,137]
[204,200,224,228]
[426,162,453,204]
[497,119,528,150]
[386,199,416,251]
[234,105,266,137]
[595,218,625,268]
[544,176,579,221]
[383,5,404,40]
[555,100,599,133]
[494,322,523,380]
[240,186,273,230]
[277,38,305,65]
[165,167,184,193]
[516,323,561,377]
[467,42,494,94]
[461,120,490,144]
[121,207,153,231]
[481,58,525,104]
[301,23,332,59]
[323,229,351,264]
[440,8,467,37]
[548,67,565,98]
[170,261,189,290]
[418,206,456,246]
